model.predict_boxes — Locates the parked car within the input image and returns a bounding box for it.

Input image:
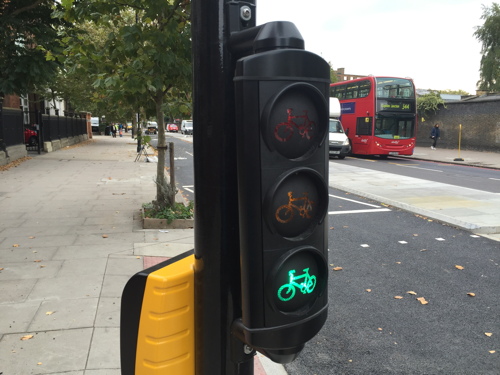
[167,123,178,132]
[181,120,193,135]
[24,128,38,146]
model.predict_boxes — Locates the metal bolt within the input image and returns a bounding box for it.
[243,345,253,355]
[240,6,252,22]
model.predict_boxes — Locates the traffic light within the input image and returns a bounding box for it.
[232,22,329,364]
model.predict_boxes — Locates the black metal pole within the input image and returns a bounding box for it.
[192,0,254,374]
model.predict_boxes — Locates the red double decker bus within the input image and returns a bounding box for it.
[330,76,417,156]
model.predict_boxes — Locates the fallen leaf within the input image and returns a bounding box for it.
[413,234,419,237]
[455,265,464,270]
[39,265,46,268]
[332,267,343,271]
[407,291,417,295]
[420,249,428,252]
[37,362,42,365]
[0,267,4,271]
[394,296,404,299]
[485,332,492,337]
[489,350,496,354]
[467,293,476,297]
[396,262,401,264]
[45,311,55,315]
[102,234,108,238]
[366,289,372,292]
[34,260,42,263]
[20,335,34,341]
[378,328,383,331]
[28,236,35,239]
[329,264,334,267]
[329,226,334,230]
[417,297,429,305]
[13,244,19,247]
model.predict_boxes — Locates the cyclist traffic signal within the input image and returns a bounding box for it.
[232,22,330,364]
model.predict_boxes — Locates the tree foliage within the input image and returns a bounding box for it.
[60,0,192,210]
[328,62,338,84]
[0,0,67,95]
[474,3,500,92]
[417,90,446,116]
[439,89,470,96]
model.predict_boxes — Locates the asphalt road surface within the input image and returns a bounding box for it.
[284,191,500,375]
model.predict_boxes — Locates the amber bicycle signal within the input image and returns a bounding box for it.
[275,191,314,224]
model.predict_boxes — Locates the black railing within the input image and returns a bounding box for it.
[0,108,87,150]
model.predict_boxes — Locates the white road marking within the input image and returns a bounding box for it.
[329,194,383,208]
[329,208,391,215]
[389,162,443,172]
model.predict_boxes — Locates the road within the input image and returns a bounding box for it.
[286,191,500,374]
[155,134,499,373]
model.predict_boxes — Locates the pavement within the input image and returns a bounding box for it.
[0,135,498,374]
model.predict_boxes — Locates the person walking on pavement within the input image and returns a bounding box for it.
[430,123,440,149]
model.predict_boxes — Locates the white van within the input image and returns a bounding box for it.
[146,121,158,134]
[91,117,100,132]
[329,98,350,159]
[181,120,193,135]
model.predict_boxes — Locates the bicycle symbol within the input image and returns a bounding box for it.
[275,191,314,224]
[274,108,315,142]
[277,268,317,302]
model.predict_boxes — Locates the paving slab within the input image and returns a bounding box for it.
[0,328,93,374]
[28,298,99,331]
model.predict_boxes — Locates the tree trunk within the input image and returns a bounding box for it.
[154,90,176,209]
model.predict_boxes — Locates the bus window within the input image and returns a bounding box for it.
[376,78,415,99]
[358,80,371,98]
[346,82,361,99]
[331,85,346,99]
[375,118,414,139]
[356,117,372,136]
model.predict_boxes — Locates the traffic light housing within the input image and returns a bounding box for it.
[232,22,329,363]
[120,251,195,375]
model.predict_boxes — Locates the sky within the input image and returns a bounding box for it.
[256,0,495,94]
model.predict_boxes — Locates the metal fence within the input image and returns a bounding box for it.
[0,107,87,152]
[0,108,24,148]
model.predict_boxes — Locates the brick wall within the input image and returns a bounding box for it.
[2,94,20,109]
[417,97,500,152]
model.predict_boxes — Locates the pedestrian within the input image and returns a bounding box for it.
[430,123,440,149]
[111,124,117,138]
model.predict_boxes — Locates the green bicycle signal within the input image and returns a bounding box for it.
[277,268,317,302]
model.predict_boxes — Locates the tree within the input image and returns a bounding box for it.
[0,0,66,95]
[417,90,445,117]
[328,62,338,84]
[60,0,192,210]
[439,89,470,96]
[474,3,500,92]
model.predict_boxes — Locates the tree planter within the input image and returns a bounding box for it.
[142,208,194,229]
